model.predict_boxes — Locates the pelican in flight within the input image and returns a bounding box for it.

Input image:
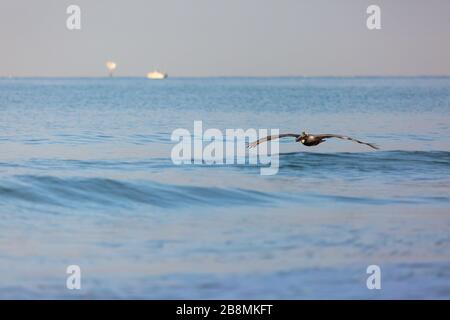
[248,132,379,150]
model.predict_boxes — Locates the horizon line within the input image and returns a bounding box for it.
[1,74,450,79]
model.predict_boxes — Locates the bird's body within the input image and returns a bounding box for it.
[248,132,378,150]
[298,134,325,146]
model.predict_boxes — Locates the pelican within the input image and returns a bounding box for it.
[248,131,378,150]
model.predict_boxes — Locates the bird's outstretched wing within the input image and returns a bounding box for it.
[247,133,300,149]
[315,134,379,150]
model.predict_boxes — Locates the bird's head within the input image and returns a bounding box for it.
[296,131,308,143]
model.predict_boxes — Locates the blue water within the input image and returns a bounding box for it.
[1,77,450,299]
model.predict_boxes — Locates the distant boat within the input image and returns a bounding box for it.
[146,70,167,80]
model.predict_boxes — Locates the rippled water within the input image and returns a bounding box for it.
[1,77,450,299]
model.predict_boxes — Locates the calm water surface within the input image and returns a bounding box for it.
[0,77,449,298]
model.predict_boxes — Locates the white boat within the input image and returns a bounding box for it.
[146,70,167,80]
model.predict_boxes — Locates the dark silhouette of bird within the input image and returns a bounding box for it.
[248,131,378,150]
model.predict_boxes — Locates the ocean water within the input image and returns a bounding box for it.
[0,77,450,299]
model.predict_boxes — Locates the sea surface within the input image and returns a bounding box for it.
[0,77,449,299]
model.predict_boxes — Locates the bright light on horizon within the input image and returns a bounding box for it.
[106,61,117,77]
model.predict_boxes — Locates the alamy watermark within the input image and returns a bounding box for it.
[66,5,81,30]
[366,5,381,30]
[171,121,280,175]
[66,265,81,290]
[366,264,381,290]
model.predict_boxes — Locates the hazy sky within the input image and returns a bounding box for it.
[1,0,449,77]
